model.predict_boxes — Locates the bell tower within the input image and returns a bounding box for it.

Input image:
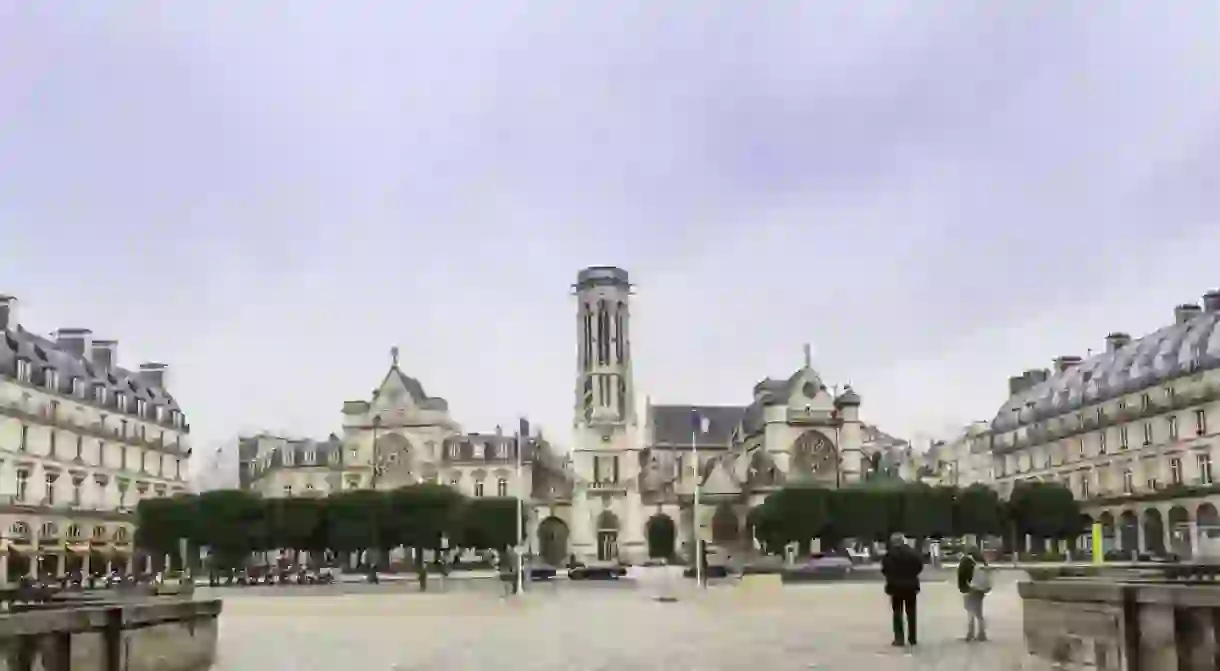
[573,266,635,429]
[570,266,641,563]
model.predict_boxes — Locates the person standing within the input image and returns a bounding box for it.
[881,532,924,647]
[957,546,989,642]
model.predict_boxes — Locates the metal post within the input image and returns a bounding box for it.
[515,427,525,595]
[691,410,703,589]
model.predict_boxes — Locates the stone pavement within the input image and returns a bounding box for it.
[212,574,1046,670]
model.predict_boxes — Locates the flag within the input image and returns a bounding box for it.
[690,409,711,434]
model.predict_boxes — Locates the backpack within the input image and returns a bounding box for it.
[968,563,992,593]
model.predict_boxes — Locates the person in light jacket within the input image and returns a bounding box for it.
[956,546,988,642]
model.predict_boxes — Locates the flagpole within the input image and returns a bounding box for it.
[515,425,525,595]
[691,409,703,589]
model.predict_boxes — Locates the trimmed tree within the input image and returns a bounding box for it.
[192,489,267,571]
[955,484,1004,541]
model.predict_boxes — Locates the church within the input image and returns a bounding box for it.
[531,266,888,566]
[241,265,902,567]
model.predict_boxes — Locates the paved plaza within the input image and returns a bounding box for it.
[209,571,1046,670]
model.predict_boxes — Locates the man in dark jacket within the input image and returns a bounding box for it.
[880,533,923,647]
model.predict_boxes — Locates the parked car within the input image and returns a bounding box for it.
[568,561,628,580]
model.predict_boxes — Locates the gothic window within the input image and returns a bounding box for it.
[583,305,594,370]
[791,431,838,477]
[617,377,626,416]
[597,300,609,365]
[615,303,625,364]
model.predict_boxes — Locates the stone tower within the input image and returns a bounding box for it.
[569,266,643,562]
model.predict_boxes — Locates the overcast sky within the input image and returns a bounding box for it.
[2,3,1218,484]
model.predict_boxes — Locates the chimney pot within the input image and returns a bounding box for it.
[1174,303,1202,325]
[1203,290,1220,313]
[1105,332,1131,353]
[90,340,117,371]
[0,295,16,331]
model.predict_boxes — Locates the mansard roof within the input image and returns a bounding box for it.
[0,325,186,431]
[992,299,1220,432]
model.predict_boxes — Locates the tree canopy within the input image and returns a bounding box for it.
[135,485,525,569]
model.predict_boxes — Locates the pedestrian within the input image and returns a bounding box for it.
[957,546,990,642]
[880,532,923,647]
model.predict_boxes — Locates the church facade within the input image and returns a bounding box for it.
[242,265,899,567]
[534,266,878,566]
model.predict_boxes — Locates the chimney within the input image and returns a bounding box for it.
[138,362,169,390]
[91,340,117,371]
[1007,375,1026,397]
[0,295,15,331]
[1053,355,1083,373]
[1202,290,1220,313]
[1105,332,1131,353]
[519,417,531,439]
[1023,368,1050,385]
[1174,303,1202,325]
[495,424,503,437]
[55,328,93,358]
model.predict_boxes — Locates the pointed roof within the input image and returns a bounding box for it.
[700,454,742,495]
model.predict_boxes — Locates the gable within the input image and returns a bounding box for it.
[701,457,741,496]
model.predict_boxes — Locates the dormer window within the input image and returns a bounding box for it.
[305,451,316,464]
[117,393,128,412]
[135,399,144,417]
[72,377,84,398]
[155,406,164,422]
[95,386,107,405]
[15,359,30,382]
[45,369,58,391]
[473,442,484,458]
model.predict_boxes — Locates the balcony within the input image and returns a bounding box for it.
[587,479,627,493]
[785,407,838,425]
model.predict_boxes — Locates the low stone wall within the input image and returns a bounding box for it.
[1019,578,1220,670]
[0,597,221,671]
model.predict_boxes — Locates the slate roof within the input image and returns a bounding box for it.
[992,296,1220,432]
[0,322,186,433]
[648,404,745,447]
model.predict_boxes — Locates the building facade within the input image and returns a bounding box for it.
[240,267,908,566]
[241,348,570,514]
[986,292,1220,558]
[0,295,192,583]
[533,267,902,566]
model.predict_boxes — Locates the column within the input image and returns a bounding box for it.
[0,551,8,587]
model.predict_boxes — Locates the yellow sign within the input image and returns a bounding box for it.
[1091,522,1104,565]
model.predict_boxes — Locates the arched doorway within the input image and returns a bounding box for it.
[595,510,620,562]
[6,549,30,581]
[537,517,569,567]
[1142,509,1166,556]
[1118,511,1139,557]
[1076,514,1094,554]
[711,504,739,547]
[1098,512,1117,553]
[1168,506,1192,558]
[1197,503,1219,557]
[645,513,676,559]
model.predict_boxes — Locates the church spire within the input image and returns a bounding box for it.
[803,343,812,368]
[390,345,400,368]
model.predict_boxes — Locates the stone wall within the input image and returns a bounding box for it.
[1019,578,1220,670]
[0,597,221,670]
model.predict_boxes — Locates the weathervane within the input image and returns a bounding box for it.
[390,345,400,367]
